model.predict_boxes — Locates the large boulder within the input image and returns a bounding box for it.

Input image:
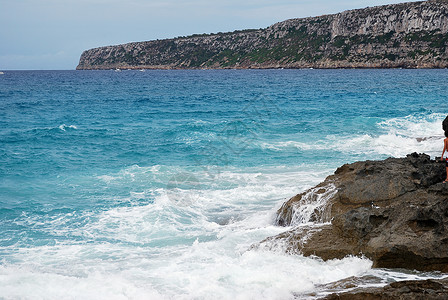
[258,153,448,271]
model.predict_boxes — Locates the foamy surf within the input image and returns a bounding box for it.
[58,124,78,131]
[1,161,443,299]
[0,161,371,299]
[259,113,446,160]
[2,70,448,299]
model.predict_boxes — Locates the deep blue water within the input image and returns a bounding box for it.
[0,69,447,299]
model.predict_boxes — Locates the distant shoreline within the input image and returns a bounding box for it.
[3,68,448,72]
[77,65,448,70]
[77,1,448,70]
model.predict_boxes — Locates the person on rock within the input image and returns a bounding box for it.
[442,131,448,183]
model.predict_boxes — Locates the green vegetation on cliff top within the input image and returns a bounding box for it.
[77,0,448,69]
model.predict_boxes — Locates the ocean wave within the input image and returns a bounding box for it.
[0,193,374,300]
[288,183,337,226]
[259,113,446,158]
[58,124,77,131]
[12,163,332,249]
[260,140,326,151]
[0,264,163,300]
[9,124,80,135]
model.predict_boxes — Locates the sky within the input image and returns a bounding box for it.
[0,0,420,70]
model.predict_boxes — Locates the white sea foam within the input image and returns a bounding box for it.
[0,163,374,299]
[0,264,163,300]
[288,183,337,226]
[260,113,445,159]
[260,140,326,151]
[96,174,116,183]
[0,206,372,300]
[58,124,78,131]
[3,113,446,299]
[373,113,445,157]
[2,159,444,299]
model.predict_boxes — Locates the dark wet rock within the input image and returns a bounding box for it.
[260,153,448,272]
[320,277,448,300]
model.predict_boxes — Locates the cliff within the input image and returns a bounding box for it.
[254,153,448,272]
[77,0,448,70]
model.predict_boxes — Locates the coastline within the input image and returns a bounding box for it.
[257,152,448,298]
[76,1,448,70]
[77,64,448,70]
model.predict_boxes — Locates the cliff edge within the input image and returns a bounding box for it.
[77,0,448,70]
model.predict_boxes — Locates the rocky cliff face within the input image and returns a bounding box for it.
[254,153,448,272]
[77,0,448,70]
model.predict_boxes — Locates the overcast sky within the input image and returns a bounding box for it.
[0,0,420,70]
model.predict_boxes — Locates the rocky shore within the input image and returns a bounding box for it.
[77,0,448,70]
[269,153,448,271]
[322,278,448,299]
[254,153,448,298]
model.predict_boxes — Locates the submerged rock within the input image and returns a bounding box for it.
[260,153,448,272]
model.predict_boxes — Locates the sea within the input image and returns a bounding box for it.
[0,69,447,299]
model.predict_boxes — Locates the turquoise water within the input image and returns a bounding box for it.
[1,69,447,299]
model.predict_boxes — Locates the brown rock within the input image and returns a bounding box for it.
[258,153,448,272]
[321,278,448,300]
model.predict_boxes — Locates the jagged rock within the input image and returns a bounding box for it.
[77,1,448,70]
[258,153,448,272]
[321,278,448,300]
